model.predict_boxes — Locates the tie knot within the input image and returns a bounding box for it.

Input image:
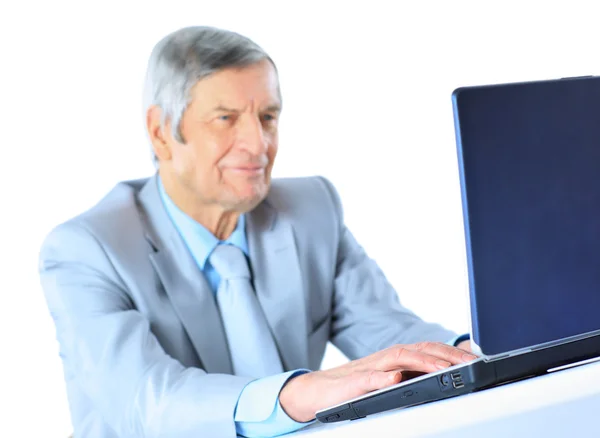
[209,244,250,280]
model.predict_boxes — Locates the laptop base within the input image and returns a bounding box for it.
[316,332,600,423]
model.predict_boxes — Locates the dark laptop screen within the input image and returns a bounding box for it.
[453,76,600,356]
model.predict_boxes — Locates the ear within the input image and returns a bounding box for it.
[146,105,172,161]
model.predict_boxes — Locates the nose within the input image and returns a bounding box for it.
[236,114,268,155]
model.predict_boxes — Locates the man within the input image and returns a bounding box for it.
[39,26,475,438]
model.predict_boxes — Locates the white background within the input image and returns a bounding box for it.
[2,1,599,436]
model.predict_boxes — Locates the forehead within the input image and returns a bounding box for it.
[189,59,281,109]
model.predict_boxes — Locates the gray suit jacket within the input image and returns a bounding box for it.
[39,175,456,438]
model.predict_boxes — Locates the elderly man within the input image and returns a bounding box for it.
[39,26,474,438]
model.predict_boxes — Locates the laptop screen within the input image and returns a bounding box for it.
[453,76,600,356]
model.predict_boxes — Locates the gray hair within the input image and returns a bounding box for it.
[142,26,276,163]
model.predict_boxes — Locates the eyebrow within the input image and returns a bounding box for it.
[263,105,282,113]
[212,104,282,113]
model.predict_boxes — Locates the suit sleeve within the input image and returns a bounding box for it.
[317,177,458,360]
[39,222,253,438]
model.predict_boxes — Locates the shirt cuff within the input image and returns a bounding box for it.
[447,333,470,347]
[235,369,315,437]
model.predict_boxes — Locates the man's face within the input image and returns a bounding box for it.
[155,59,281,213]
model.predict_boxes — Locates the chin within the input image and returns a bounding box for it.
[229,184,269,212]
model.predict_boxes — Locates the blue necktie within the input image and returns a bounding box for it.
[209,244,284,378]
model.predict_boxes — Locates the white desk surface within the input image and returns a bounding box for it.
[292,359,600,438]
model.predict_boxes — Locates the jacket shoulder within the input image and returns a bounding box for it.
[267,176,344,222]
[266,176,345,250]
[40,177,151,259]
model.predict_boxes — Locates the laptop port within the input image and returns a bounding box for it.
[440,374,450,386]
[450,371,462,381]
[452,380,465,389]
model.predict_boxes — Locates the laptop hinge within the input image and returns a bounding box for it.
[483,328,600,362]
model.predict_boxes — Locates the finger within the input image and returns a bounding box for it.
[410,341,477,365]
[359,370,403,393]
[400,370,427,381]
[375,346,453,373]
[456,340,475,354]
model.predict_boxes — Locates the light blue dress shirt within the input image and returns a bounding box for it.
[158,178,310,437]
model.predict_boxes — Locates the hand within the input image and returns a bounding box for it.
[456,339,473,353]
[279,342,478,422]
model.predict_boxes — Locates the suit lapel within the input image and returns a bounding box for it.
[138,175,233,374]
[246,201,309,371]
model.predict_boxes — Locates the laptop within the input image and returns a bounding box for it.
[316,75,600,424]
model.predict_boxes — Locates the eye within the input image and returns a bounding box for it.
[215,113,238,125]
[262,113,277,122]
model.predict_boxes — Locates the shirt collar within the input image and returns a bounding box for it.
[157,176,249,269]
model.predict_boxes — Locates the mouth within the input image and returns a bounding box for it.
[228,165,265,175]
